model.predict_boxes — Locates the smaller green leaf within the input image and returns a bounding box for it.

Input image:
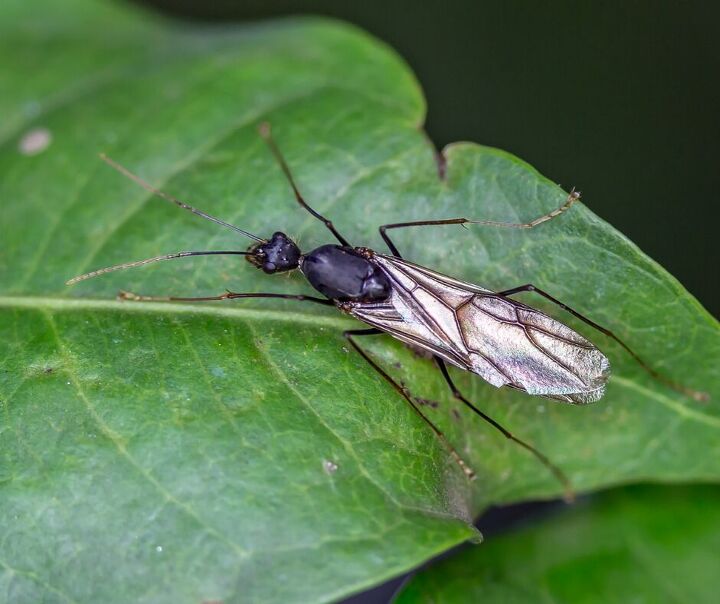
[395,484,720,604]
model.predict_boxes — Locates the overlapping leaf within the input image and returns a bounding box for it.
[396,485,720,603]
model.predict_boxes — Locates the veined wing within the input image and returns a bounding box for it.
[345,253,610,404]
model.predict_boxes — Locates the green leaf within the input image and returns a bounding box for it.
[1,0,718,602]
[395,484,720,603]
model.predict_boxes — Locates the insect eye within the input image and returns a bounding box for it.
[263,261,277,273]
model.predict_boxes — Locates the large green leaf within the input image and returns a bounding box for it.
[395,484,720,603]
[1,0,718,602]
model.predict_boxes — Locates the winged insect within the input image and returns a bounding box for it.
[68,124,707,500]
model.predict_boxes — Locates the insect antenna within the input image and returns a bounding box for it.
[99,154,264,242]
[66,250,250,285]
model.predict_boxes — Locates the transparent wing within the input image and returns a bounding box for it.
[345,254,610,404]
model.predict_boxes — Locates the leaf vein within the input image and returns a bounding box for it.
[41,309,251,560]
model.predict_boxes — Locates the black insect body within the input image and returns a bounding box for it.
[301,245,392,303]
[67,124,707,499]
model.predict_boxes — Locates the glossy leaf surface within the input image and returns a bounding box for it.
[1,1,718,602]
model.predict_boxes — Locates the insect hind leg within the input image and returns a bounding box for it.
[497,283,708,402]
[379,190,580,258]
[434,357,575,502]
[344,328,476,480]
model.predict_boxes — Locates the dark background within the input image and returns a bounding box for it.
[136,1,719,601]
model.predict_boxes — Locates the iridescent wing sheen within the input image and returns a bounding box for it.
[345,254,610,404]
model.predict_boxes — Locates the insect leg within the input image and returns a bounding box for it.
[498,284,708,401]
[434,357,574,502]
[117,290,334,305]
[379,190,580,257]
[258,123,351,247]
[344,328,476,480]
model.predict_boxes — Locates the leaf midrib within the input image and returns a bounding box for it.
[3,294,475,521]
[4,295,718,430]
[0,295,354,329]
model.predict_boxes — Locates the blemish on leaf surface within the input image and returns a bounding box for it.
[18,127,52,155]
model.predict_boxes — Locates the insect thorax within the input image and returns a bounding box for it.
[300,245,391,302]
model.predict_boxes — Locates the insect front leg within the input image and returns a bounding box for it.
[497,284,708,401]
[117,290,334,305]
[434,357,574,502]
[258,122,351,246]
[379,190,580,257]
[344,328,477,480]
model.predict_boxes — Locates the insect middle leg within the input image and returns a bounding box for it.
[434,357,574,502]
[117,290,334,305]
[344,328,476,480]
[497,283,708,401]
[379,190,580,257]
